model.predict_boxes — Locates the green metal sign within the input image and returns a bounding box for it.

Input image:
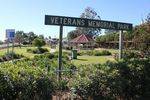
[45,15,132,31]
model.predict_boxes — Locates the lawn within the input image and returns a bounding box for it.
[0,46,51,58]
[0,46,116,65]
[71,55,115,66]
[95,48,118,54]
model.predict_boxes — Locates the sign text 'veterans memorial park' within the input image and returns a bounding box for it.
[45,15,132,31]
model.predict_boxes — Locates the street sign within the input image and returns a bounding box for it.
[6,29,15,40]
[6,29,15,54]
[45,15,132,31]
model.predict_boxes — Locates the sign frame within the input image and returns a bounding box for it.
[45,15,132,31]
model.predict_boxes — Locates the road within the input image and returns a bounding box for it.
[0,43,19,49]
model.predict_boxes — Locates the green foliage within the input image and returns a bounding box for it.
[0,61,55,100]
[28,32,38,44]
[32,38,46,48]
[1,47,150,99]
[15,31,38,45]
[96,13,150,52]
[67,7,101,40]
[67,30,81,40]
[123,50,141,59]
[27,48,48,54]
[0,40,3,45]
[14,31,24,46]
[71,58,150,99]
[0,51,76,99]
[0,52,23,62]
[77,50,111,56]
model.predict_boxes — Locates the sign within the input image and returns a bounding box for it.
[45,15,132,31]
[6,29,15,39]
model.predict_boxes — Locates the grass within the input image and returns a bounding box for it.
[95,48,118,54]
[0,46,51,58]
[0,46,116,65]
[71,55,115,66]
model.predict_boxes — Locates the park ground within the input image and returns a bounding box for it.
[0,46,117,65]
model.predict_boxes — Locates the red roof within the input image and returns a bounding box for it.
[70,34,93,43]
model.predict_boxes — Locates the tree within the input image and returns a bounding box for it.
[77,7,101,37]
[48,36,51,40]
[32,38,46,48]
[145,13,150,23]
[67,7,101,40]
[39,35,44,40]
[67,30,81,40]
[15,31,24,48]
[132,24,150,52]
[27,32,37,44]
[0,40,3,45]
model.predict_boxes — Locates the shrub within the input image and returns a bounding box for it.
[27,48,48,54]
[93,50,111,56]
[93,50,102,56]
[0,62,56,100]
[77,50,111,56]
[53,51,70,60]
[123,50,141,59]
[0,52,23,62]
[101,50,111,55]
[34,48,48,54]
[32,38,46,48]
[26,48,32,53]
[71,58,150,100]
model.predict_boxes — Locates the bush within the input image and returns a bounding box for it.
[27,48,48,54]
[0,62,56,100]
[26,48,32,53]
[34,48,48,54]
[123,50,142,59]
[71,58,150,100]
[101,50,111,55]
[0,52,23,62]
[32,38,46,48]
[93,50,111,56]
[77,50,111,56]
[93,51,102,56]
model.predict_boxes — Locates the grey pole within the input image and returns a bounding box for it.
[119,30,123,59]
[58,25,63,81]
[12,38,14,53]
[7,39,9,53]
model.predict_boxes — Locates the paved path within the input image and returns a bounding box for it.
[50,49,56,53]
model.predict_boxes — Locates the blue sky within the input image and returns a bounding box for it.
[0,0,150,41]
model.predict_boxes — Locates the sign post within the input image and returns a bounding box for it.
[6,29,15,60]
[7,39,9,53]
[58,25,63,80]
[119,30,123,59]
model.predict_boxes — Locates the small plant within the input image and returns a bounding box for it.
[27,48,48,54]
[0,52,23,62]
[93,50,111,56]
[101,50,111,55]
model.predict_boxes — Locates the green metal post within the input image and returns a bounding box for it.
[58,25,63,81]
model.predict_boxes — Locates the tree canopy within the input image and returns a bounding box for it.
[32,38,46,48]
[67,7,101,40]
